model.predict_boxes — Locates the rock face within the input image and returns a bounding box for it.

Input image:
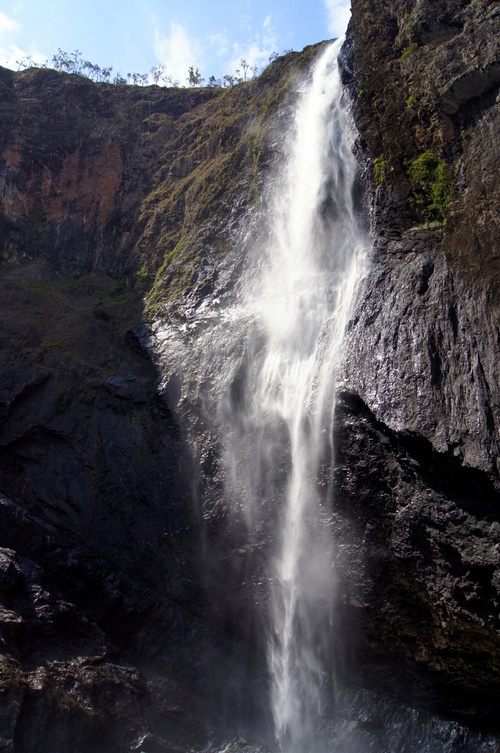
[0,260,225,751]
[0,64,218,278]
[0,49,323,752]
[0,1,499,751]
[333,0,500,731]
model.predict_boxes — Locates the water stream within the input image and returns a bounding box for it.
[155,38,371,752]
[253,38,370,751]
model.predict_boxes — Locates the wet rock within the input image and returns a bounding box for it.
[341,229,499,474]
[334,0,500,737]
[332,392,500,723]
[440,62,500,115]
[0,548,23,590]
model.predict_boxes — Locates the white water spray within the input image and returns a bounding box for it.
[155,37,370,753]
[254,39,369,751]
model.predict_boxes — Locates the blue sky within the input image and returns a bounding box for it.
[0,1,351,84]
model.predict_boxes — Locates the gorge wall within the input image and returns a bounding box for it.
[334,0,500,723]
[0,0,499,751]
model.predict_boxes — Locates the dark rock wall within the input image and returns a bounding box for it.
[0,49,324,752]
[332,0,500,728]
[0,260,223,751]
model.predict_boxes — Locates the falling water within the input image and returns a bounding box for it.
[253,38,369,751]
[154,37,370,753]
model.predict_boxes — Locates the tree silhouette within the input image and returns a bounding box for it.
[187,66,204,87]
[14,46,275,89]
[240,58,250,81]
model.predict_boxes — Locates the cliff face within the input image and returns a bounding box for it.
[335,0,500,728]
[0,47,319,301]
[0,65,221,279]
[0,51,321,752]
[0,1,499,751]
[342,0,499,477]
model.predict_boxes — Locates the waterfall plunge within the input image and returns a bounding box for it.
[256,39,369,751]
[155,37,370,753]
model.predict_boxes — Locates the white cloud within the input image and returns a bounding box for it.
[154,22,203,85]
[0,11,45,70]
[0,12,19,38]
[227,14,278,77]
[208,31,230,59]
[0,41,23,68]
[323,0,351,38]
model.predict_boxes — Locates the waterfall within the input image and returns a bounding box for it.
[253,38,370,751]
[154,37,370,753]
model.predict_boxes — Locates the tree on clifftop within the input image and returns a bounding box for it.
[187,66,204,87]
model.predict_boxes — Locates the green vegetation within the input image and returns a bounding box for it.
[136,47,324,308]
[1,267,140,327]
[401,43,418,62]
[407,151,453,224]
[187,66,204,87]
[0,265,143,377]
[373,155,388,185]
[146,238,197,314]
[406,94,416,107]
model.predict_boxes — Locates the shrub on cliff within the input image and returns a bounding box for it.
[407,151,452,224]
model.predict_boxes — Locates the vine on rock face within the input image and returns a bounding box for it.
[407,151,452,224]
